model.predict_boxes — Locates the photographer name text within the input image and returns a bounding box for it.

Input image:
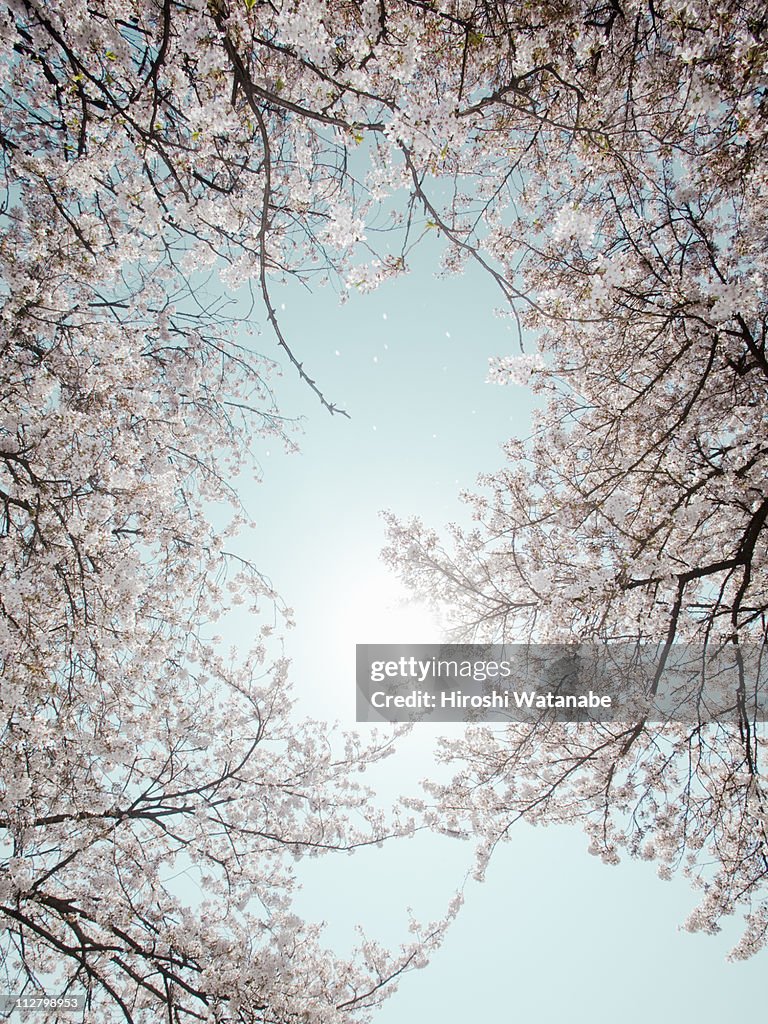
[370,689,612,710]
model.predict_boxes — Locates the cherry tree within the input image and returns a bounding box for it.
[3,0,768,1015]
[0,1,471,1018]
[380,0,768,959]
[0,102,433,1020]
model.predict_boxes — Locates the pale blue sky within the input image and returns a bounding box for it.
[229,238,765,1023]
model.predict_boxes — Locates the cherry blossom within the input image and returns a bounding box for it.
[4,2,768,1013]
[380,0,768,959]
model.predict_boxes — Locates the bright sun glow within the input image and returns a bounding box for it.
[334,565,443,650]
[302,558,446,721]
